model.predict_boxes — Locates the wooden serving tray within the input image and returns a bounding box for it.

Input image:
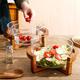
[0,69,23,79]
[26,46,77,75]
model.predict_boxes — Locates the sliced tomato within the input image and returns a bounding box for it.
[53,45,59,49]
[49,49,56,56]
[44,52,51,58]
[55,53,61,60]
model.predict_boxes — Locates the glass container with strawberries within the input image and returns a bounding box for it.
[17,30,32,47]
[7,21,32,49]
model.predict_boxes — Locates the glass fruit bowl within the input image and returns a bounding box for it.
[32,35,73,68]
[7,21,32,47]
[15,31,32,47]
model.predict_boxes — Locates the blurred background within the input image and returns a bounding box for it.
[8,0,80,36]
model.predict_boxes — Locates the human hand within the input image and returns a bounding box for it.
[21,1,32,23]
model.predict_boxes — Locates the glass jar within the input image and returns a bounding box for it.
[7,21,19,49]
[6,41,13,64]
[0,35,8,63]
[0,36,13,64]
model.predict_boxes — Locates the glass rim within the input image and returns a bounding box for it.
[7,21,18,28]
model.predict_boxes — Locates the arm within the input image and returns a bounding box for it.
[14,0,29,9]
[14,0,32,22]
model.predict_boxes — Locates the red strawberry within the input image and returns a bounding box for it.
[25,11,32,23]
[26,11,32,22]
[26,36,31,41]
[19,34,23,40]
[25,17,30,22]
[23,36,27,41]
[44,52,51,58]
[53,45,59,49]
[55,53,61,60]
[49,49,56,56]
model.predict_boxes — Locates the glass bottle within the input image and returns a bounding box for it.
[6,41,13,64]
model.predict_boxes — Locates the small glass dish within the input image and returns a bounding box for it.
[14,31,32,47]
[7,21,32,48]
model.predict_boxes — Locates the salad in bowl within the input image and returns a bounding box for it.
[33,36,73,68]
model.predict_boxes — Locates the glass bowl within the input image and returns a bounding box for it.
[32,35,73,68]
[14,31,32,47]
[7,21,32,48]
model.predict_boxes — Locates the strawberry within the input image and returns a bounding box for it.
[23,36,27,41]
[55,53,61,60]
[25,17,30,22]
[53,45,59,49]
[19,34,23,40]
[44,52,51,58]
[25,11,32,23]
[26,36,31,41]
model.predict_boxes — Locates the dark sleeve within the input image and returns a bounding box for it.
[14,0,29,9]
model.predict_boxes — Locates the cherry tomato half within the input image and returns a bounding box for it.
[44,52,51,58]
[49,49,56,56]
[53,45,59,49]
[55,53,61,60]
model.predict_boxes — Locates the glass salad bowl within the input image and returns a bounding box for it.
[32,35,73,68]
